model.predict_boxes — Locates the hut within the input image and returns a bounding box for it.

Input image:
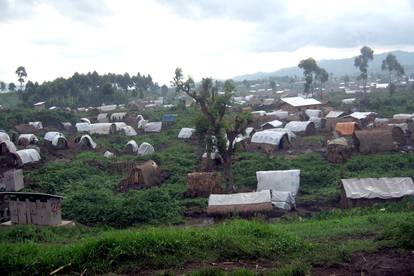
[144,122,162,133]
[110,112,127,122]
[89,123,117,135]
[0,132,10,143]
[113,122,127,132]
[393,114,413,121]
[120,160,161,190]
[280,97,322,112]
[353,127,406,154]
[305,109,323,119]
[97,113,109,123]
[17,134,39,147]
[7,149,41,167]
[335,122,359,136]
[340,177,414,208]
[0,140,17,155]
[43,132,68,149]
[327,137,352,164]
[285,121,315,136]
[2,192,63,225]
[61,122,75,132]
[80,118,91,124]
[104,151,115,159]
[125,140,139,154]
[75,135,96,150]
[186,172,222,197]
[138,142,155,156]
[325,111,346,131]
[0,169,24,191]
[374,118,390,127]
[29,121,43,130]
[75,122,91,133]
[33,101,46,111]
[121,125,137,136]
[266,110,288,120]
[250,130,290,153]
[346,112,377,127]
[261,120,283,130]
[308,117,326,130]
[178,128,195,139]
[207,190,273,216]
[256,170,300,210]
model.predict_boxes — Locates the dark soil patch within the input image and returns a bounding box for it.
[312,248,414,276]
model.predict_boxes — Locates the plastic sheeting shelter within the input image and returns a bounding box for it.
[341,177,414,208]
[80,118,91,124]
[354,127,405,154]
[0,132,10,143]
[17,134,38,146]
[28,121,43,130]
[97,113,109,123]
[75,135,96,149]
[110,112,127,122]
[285,121,315,135]
[121,126,137,136]
[207,190,273,215]
[98,104,117,112]
[138,142,155,156]
[251,130,290,149]
[256,170,300,210]
[144,122,162,133]
[266,110,288,120]
[326,111,345,118]
[178,128,195,139]
[335,122,359,136]
[10,149,41,167]
[265,128,296,142]
[305,109,322,118]
[89,123,117,135]
[75,122,91,133]
[44,132,68,149]
[261,120,283,129]
[0,140,17,155]
[125,140,138,154]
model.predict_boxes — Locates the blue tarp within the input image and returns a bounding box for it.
[162,114,177,122]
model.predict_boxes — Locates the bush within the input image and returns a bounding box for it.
[382,214,414,249]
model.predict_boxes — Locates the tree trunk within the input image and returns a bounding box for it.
[222,152,235,193]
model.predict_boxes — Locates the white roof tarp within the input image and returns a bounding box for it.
[98,105,117,112]
[18,134,38,143]
[0,132,10,143]
[208,190,272,206]
[29,121,43,129]
[305,109,322,118]
[393,114,413,120]
[97,113,109,123]
[137,119,148,129]
[80,118,91,124]
[349,112,376,120]
[178,128,195,139]
[266,110,289,120]
[76,122,91,132]
[251,111,266,117]
[341,177,414,199]
[265,128,296,142]
[328,137,348,146]
[251,130,287,146]
[308,117,323,129]
[144,122,162,133]
[122,125,137,136]
[89,123,114,135]
[342,98,356,104]
[271,191,296,210]
[104,151,115,159]
[374,118,389,126]
[285,121,312,133]
[16,149,41,164]
[126,140,138,153]
[256,170,300,196]
[79,135,96,149]
[44,132,66,146]
[113,122,127,131]
[137,115,144,121]
[281,97,321,107]
[138,142,155,156]
[1,140,17,153]
[261,120,283,128]
[111,112,127,121]
[326,111,345,118]
[236,127,255,142]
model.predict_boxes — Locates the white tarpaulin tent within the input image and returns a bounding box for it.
[78,135,96,149]
[97,113,109,123]
[80,118,91,124]
[393,114,413,120]
[178,128,195,139]
[144,122,162,133]
[236,127,255,142]
[44,132,67,146]
[16,149,41,164]
[341,177,414,199]
[251,111,266,117]
[0,132,10,143]
[89,123,115,135]
[104,151,115,159]
[265,128,296,141]
[256,169,300,210]
[113,122,127,131]
[305,109,322,118]
[126,140,139,153]
[0,140,17,154]
[138,142,155,156]
[285,121,312,133]
[261,120,283,128]
[110,112,127,121]
[349,112,376,120]
[308,117,323,129]
[326,111,345,118]
[76,122,91,132]
[251,130,288,146]
[137,119,148,129]
[207,190,273,214]
[98,104,117,112]
[266,110,288,120]
[29,121,43,129]
[18,134,38,144]
[122,126,137,136]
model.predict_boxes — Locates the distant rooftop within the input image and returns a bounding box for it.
[281,96,321,107]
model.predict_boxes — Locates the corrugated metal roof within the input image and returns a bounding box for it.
[281,97,321,107]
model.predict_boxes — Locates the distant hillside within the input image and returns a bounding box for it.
[233,50,414,81]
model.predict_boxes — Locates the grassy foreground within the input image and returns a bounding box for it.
[0,203,413,275]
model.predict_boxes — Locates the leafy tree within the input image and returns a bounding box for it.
[315,67,329,98]
[173,68,250,192]
[342,75,350,86]
[8,82,16,92]
[0,81,6,91]
[354,46,374,95]
[270,80,277,90]
[382,53,404,83]
[161,85,169,97]
[298,58,319,95]
[15,66,27,90]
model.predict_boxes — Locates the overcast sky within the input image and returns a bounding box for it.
[1,0,414,85]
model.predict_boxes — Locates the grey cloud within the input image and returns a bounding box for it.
[159,0,414,51]
[31,37,69,47]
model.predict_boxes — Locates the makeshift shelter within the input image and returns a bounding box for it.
[33,101,46,110]
[98,104,117,112]
[144,122,162,133]
[327,137,352,164]
[75,135,96,150]
[97,113,109,123]
[347,112,377,127]
[29,121,43,130]
[7,149,41,167]
[137,119,148,129]
[0,169,24,191]
[121,126,137,136]
[80,118,91,124]
[113,122,127,132]
[17,134,38,147]
[335,122,359,136]
[207,190,273,215]
[137,142,155,156]
[61,122,75,132]
[125,140,139,154]
[280,97,322,112]
[374,118,390,127]
[0,140,17,155]
[186,172,222,197]
[104,151,115,159]
[250,130,291,153]
[340,177,414,208]
[89,123,117,135]
[305,109,322,118]
[44,132,68,149]
[256,170,300,210]
[236,127,256,143]
[326,111,345,119]
[393,114,413,120]
[261,120,283,130]
[120,160,161,190]
[266,110,288,120]
[178,128,195,139]
[75,122,91,133]
[354,127,405,154]
[0,132,10,143]
[309,117,326,130]
[285,121,315,136]
[110,112,127,122]
[2,192,63,225]
[265,128,296,142]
